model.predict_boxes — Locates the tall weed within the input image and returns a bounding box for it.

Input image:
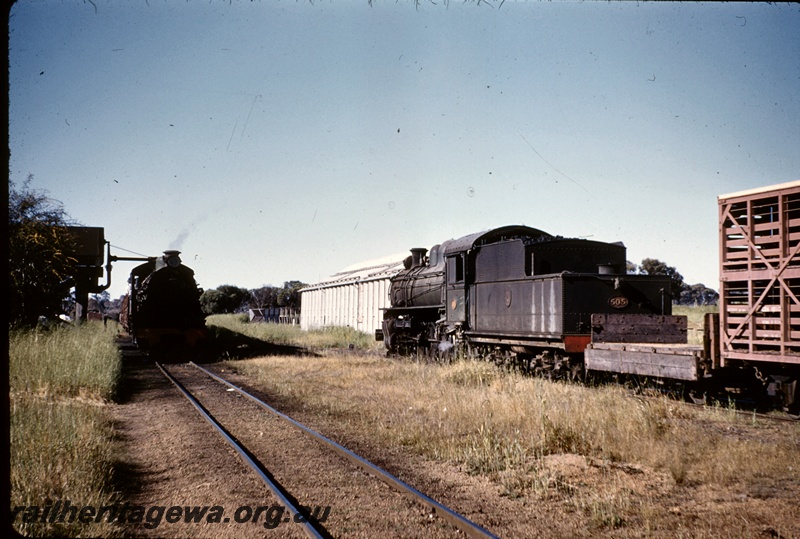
[10,323,121,401]
[10,322,123,537]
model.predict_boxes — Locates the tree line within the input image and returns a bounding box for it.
[197,282,306,316]
[628,258,719,306]
[8,179,308,325]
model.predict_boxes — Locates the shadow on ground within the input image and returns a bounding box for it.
[115,328,315,369]
[200,326,316,362]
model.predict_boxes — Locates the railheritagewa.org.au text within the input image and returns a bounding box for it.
[12,500,332,529]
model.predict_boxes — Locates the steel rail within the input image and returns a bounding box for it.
[155,363,325,539]
[683,399,800,423]
[189,361,499,539]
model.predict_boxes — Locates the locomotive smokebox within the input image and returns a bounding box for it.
[410,248,428,268]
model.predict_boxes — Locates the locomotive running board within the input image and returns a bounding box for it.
[465,335,566,350]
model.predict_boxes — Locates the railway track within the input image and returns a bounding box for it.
[622,388,800,423]
[677,397,799,423]
[156,361,498,539]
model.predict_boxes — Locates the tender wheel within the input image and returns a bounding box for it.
[686,386,707,405]
[569,360,585,382]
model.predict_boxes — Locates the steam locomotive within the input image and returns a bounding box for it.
[378,225,676,377]
[119,250,207,350]
[378,223,799,413]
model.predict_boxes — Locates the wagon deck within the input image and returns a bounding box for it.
[585,342,704,381]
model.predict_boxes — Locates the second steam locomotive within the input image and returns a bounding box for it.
[119,250,207,349]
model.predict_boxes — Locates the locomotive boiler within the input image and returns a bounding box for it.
[379,225,676,377]
[119,250,207,350]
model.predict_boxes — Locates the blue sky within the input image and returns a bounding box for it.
[9,1,800,300]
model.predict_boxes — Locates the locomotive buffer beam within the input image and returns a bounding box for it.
[586,314,704,381]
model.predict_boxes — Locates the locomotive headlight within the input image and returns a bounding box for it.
[164,251,181,268]
[163,250,182,268]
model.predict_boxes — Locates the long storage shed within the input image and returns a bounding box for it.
[299,256,405,336]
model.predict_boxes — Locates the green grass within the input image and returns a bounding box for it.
[9,322,123,537]
[672,304,719,345]
[10,323,122,401]
[205,307,719,353]
[672,304,719,320]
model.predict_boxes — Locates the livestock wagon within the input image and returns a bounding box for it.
[717,181,800,395]
[587,181,800,411]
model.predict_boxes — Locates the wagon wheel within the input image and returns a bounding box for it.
[686,387,707,406]
[784,380,800,419]
[569,361,585,382]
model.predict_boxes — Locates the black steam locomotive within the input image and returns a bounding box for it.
[119,250,207,350]
[378,225,676,377]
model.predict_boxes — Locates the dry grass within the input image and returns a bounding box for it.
[9,322,123,538]
[226,351,800,532]
[208,308,798,534]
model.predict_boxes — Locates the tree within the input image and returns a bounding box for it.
[90,291,111,312]
[277,280,305,309]
[8,177,79,327]
[200,285,250,315]
[678,283,719,306]
[199,289,226,315]
[216,285,250,313]
[638,258,685,299]
[250,286,279,310]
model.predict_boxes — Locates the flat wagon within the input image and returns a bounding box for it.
[588,181,800,411]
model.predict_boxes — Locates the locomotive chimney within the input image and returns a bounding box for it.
[410,248,428,268]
